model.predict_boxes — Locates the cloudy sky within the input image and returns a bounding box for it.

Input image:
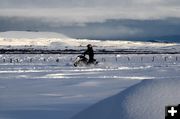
[0,0,180,41]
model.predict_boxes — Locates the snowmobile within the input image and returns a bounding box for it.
[74,55,98,67]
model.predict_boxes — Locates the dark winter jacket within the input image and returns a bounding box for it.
[84,47,94,61]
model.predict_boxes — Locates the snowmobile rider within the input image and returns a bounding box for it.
[83,44,95,63]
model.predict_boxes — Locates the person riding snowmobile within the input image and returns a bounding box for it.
[83,44,95,64]
[73,44,98,67]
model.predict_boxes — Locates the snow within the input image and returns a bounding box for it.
[72,79,180,119]
[0,53,179,119]
[0,31,178,50]
[0,31,76,47]
[0,31,180,119]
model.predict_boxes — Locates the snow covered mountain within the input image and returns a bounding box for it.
[0,31,179,51]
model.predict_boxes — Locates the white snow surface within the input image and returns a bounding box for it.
[0,31,178,50]
[72,79,180,119]
[0,54,179,119]
[0,31,180,119]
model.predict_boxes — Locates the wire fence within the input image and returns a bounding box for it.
[0,54,179,65]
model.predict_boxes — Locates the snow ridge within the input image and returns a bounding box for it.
[72,79,180,119]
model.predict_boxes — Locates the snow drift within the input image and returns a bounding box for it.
[71,79,180,119]
[0,31,177,49]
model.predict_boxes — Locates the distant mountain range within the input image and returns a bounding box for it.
[0,31,179,50]
[131,35,180,43]
[82,35,180,43]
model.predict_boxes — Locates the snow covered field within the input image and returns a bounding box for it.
[0,54,180,119]
[0,31,180,119]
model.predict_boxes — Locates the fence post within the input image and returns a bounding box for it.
[152,56,155,62]
[10,59,13,63]
[56,59,59,63]
[30,58,33,63]
[16,59,19,63]
[102,58,106,62]
[127,57,130,61]
[115,57,118,62]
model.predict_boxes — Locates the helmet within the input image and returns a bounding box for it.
[87,44,92,48]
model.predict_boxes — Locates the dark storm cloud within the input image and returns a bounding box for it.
[1,16,180,41]
[0,0,180,41]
